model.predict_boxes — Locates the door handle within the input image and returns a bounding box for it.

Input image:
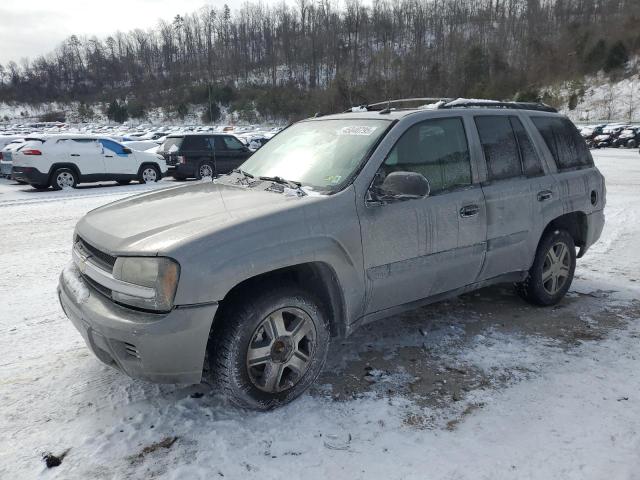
[105,155,113,157]
[537,190,553,201]
[460,205,480,218]
[70,154,80,157]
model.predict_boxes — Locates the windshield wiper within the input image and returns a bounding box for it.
[259,175,301,189]
[259,176,307,196]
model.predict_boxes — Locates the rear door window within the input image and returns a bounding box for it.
[475,116,522,181]
[531,117,593,170]
[182,136,211,151]
[510,117,543,176]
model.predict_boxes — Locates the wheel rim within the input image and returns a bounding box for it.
[246,307,316,393]
[142,168,157,182]
[199,164,213,178]
[56,172,74,189]
[542,241,571,295]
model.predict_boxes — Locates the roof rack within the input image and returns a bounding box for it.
[439,99,558,113]
[346,97,557,114]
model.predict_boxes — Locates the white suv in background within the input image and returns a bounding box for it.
[11,135,168,190]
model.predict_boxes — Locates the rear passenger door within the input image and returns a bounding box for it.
[58,139,105,177]
[213,136,251,174]
[182,136,213,172]
[358,116,487,314]
[530,116,601,220]
[474,115,552,280]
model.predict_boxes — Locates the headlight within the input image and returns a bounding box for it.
[112,257,180,311]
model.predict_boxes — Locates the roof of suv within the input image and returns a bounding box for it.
[319,98,561,121]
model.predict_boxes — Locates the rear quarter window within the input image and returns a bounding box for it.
[531,117,593,171]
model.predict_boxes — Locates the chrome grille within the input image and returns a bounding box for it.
[76,236,116,272]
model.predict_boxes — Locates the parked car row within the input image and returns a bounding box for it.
[579,123,640,149]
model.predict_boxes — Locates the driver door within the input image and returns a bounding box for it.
[99,139,136,175]
[357,117,487,314]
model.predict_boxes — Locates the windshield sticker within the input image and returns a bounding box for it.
[338,126,378,136]
[325,175,342,185]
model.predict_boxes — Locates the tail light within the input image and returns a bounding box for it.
[22,149,42,156]
[177,155,186,164]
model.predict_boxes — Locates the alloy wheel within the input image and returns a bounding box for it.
[199,164,213,178]
[246,307,316,393]
[542,241,571,295]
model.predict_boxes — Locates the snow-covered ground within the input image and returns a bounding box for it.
[1,151,639,479]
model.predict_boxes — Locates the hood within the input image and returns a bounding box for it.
[76,181,318,255]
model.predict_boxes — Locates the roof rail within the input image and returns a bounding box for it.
[345,97,558,114]
[345,98,453,113]
[439,99,558,113]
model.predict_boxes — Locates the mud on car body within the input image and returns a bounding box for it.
[58,99,605,410]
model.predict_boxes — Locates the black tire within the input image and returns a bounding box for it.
[138,165,160,184]
[117,179,131,185]
[208,285,331,410]
[50,168,78,190]
[627,139,637,149]
[196,162,215,180]
[516,229,576,306]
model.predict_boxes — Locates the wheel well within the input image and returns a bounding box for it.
[543,212,587,251]
[215,263,347,338]
[48,163,80,182]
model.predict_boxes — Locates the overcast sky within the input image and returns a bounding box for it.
[0,0,248,65]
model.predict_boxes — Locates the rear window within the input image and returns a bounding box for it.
[160,137,184,153]
[532,117,593,171]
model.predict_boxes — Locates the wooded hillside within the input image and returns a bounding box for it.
[1,0,638,122]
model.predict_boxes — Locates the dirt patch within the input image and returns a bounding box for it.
[313,285,640,415]
[128,436,179,464]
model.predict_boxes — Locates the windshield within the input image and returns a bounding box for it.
[239,119,390,191]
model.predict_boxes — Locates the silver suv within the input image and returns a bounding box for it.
[58,99,605,410]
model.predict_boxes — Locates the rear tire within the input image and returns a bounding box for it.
[196,162,214,180]
[208,285,331,410]
[516,229,576,306]
[139,165,160,183]
[50,168,78,190]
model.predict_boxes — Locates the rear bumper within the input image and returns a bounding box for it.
[12,166,48,185]
[579,209,605,257]
[167,164,197,178]
[58,265,218,384]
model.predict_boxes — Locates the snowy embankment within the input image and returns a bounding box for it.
[0,151,639,479]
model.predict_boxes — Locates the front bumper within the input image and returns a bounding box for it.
[58,265,218,384]
[12,166,48,185]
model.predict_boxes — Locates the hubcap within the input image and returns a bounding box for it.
[57,172,74,189]
[542,241,571,295]
[199,164,213,178]
[142,168,157,182]
[246,307,316,393]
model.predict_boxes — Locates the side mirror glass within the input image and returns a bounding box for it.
[122,147,132,154]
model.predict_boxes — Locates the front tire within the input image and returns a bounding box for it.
[139,165,160,183]
[51,168,78,190]
[209,285,331,410]
[516,229,576,306]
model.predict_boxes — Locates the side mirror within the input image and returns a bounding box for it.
[369,171,430,204]
[122,147,132,154]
